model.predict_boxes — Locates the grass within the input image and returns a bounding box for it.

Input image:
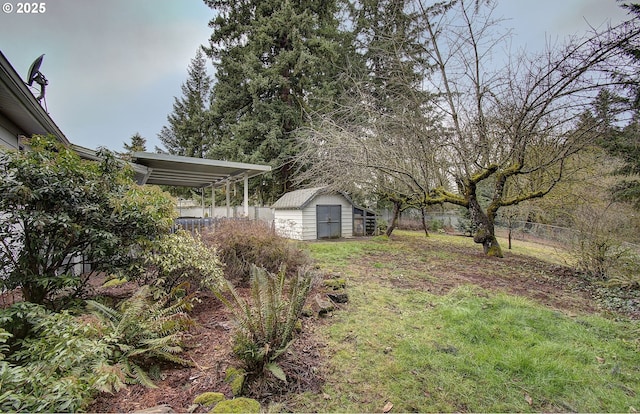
[287,231,640,413]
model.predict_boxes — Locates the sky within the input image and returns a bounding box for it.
[0,0,633,153]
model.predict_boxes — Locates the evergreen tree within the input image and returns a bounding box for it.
[123,132,147,153]
[119,132,147,161]
[350,0,437,212]
[158,48,213,158]
[603,110,640,207]
[596,2,640,207]
[617,3,640,107]
[203,0,353,202]
[353,0,430,109]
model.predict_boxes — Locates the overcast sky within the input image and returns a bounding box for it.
[0,0,632,152]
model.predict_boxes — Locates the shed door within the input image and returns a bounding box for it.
[317,205,341,239]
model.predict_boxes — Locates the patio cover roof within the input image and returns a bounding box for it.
[131,152,271,188]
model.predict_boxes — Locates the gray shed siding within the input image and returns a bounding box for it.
[301,193,353,240]
[273,193,354,241]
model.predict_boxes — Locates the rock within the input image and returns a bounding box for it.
[210,398,261,413]
[327,291,349,304]
[301,305,314,317]
[194,392,226,407]
[224,367,246,397]
[312,293,335,316]
[295,319,303,333]
[323,278,346,290]
[134,405,174,413]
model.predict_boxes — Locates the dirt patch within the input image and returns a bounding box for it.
[87,288,326,413]
[363,234,598,315]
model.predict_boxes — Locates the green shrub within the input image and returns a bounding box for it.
[376,218,388,234]
[0,285,196,411]
[429,218,444,232]
[202,219,310,282]
[214,265,313,386]
[0,302,118,412]
[143,230,225,293]
[0,135,176,306]
[87,285,195,387]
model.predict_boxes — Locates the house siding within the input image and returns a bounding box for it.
[0,123,18,150]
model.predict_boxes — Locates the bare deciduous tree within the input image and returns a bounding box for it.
[297,0,640,257]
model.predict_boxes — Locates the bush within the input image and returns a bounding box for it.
[213,265,313,389]
[376,218,388,234]
[0,302,117,412]
[142,230,225,293]
[429,218,445,232]
[202,219,310,282]
[569,202,640,287]
[0,135,176,306]
[0,286,197,411]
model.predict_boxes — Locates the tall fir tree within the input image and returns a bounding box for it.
[353,0,430,109]
[597,3,640,207]
[203,0,354,202]
[158,48,213,158]
[123,132,147,152]
[344,0,438,218]
[120,132,147,161]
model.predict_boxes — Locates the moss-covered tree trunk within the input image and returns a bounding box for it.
[385,200,402,237]
[468,197,503,258]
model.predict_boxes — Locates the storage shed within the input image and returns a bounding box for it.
[272,187,376,241]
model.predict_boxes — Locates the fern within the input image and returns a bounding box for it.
[214,265,313,383]
[87,285,195,388]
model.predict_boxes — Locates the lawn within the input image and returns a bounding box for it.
[286,231,640,413]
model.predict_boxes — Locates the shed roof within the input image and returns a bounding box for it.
[271,187,331,209]
[273,187,379,215]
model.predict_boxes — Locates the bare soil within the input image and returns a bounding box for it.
[87,288,327,413]
[87,233,630,412]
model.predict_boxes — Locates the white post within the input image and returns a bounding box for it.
[211,185,215,217]
[226,180,231,218]
[243,173,249,217]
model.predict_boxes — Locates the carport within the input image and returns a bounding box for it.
[131,152,271,217]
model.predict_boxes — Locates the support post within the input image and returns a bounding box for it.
[244,173,249,217]
[226,180,231,218]
[211,184,215,218]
